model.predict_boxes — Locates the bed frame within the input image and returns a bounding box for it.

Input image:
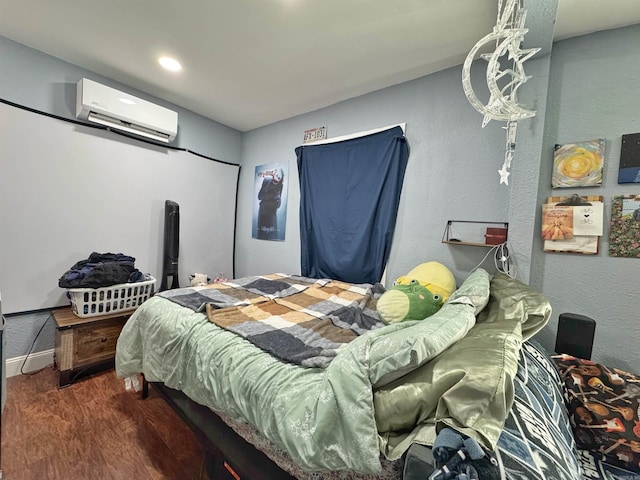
[142,379,296,480]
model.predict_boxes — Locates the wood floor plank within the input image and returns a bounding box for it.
[138,389,211,471]
[1,367,208,480]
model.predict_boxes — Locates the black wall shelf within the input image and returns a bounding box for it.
[442,220,509,247]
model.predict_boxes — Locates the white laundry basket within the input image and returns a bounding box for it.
[67,275,156,318]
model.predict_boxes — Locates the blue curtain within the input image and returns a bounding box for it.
[296,126,409,284]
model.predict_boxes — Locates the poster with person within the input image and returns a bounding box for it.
[252,163,288,241]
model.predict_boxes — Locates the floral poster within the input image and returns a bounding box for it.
[252,163,288,241]
[609,195,640,258]
[552,139,605,188]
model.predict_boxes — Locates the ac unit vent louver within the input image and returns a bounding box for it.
[76,78,178,143]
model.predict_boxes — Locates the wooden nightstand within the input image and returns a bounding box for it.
[53,307,132,388]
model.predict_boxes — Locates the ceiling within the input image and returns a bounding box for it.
[2,0,640,132]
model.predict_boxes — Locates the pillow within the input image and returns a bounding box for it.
[494,341,583,479]
[578,448,639,480]
[552,355,640,473]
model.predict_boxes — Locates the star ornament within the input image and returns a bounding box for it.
[499,165,511,185]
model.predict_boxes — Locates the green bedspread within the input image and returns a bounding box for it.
[115,269,548,473]
[375,271,552,460]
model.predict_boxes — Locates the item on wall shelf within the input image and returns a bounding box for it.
[617,133,640,183]
[442,220,509,247]
[608,194,640,258]
[461,0,541,185]
[552,139,605,188]
[485,227,508,245]
[542,195,603,255]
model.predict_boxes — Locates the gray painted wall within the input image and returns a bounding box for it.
[236,25,640,372]
[531,25,640,372]
[236,64,509,285]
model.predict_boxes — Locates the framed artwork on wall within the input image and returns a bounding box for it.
[609,194,640,258]
[552,139,605,188]
[542,195,603,255]
[617,133,640,184]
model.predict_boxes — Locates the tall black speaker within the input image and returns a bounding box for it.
[555,313,596,360]
[160,200,180,291]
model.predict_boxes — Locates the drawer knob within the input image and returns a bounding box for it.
[101,337,108,343]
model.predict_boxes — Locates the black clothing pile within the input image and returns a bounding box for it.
[403,428,499,480]
[58,252,146,289]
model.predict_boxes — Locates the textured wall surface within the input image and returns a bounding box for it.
[237,64,508,286]
[237,25,640,371]
[533,25,640,371]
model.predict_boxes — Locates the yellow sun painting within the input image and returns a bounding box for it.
[552,139,605,188]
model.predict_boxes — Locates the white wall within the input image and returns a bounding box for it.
[0,37,243,359]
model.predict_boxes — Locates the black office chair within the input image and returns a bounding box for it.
[554,313,596,360]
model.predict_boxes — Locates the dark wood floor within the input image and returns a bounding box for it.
[1,366,209,480]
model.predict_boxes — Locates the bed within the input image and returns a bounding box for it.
[115,269,640,479]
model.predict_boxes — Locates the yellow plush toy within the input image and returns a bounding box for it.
[377,261,457,324]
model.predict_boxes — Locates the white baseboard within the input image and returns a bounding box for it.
[6,349,55,377]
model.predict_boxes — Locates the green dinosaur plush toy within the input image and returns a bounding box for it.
[377,261,456,324]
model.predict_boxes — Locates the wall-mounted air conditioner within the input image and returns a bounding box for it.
[76,78,178,143]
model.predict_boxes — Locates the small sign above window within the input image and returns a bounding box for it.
[303,126,327,143]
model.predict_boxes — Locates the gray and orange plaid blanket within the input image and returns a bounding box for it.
[158,274,385,367]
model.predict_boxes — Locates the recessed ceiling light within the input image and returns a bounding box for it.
[119,97,136,105]
[159,56,182,72]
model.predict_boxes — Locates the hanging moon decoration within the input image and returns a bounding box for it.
[461,0,540,184]
[462,28,539,125]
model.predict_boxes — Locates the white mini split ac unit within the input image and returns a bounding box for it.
[76,78,178,143]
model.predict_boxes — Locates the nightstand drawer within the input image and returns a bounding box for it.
[54,306,133,387]
[74,317,127,367]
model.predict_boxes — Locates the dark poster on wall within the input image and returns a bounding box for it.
[252,163,288,241]
[618,133,640,183]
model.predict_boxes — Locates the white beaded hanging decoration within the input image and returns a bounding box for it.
[461,0,540,185]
